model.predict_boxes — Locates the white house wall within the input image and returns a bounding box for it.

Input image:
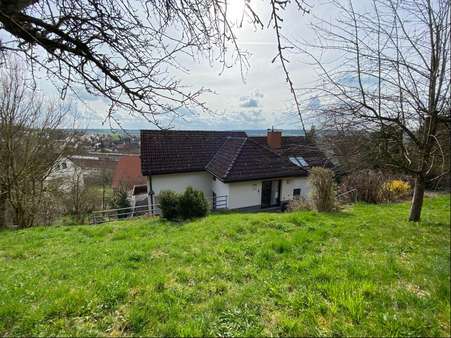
[151,171,212,198]
[149,171,311,210]
[281,177,311,200]
[211,177,228,195]
[228,180,262,209]
[46,158,84,192]
[227,177,310,209]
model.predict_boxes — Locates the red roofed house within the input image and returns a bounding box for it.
[112,155,147,190]
[140,129,334,211]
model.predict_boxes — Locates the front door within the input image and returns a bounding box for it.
[261,181,272,208]
[261,180,282,208]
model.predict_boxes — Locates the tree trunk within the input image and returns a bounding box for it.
[409,174,426,222]
[0,192,6,228]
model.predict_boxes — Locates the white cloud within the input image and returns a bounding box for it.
[32,2,343,131]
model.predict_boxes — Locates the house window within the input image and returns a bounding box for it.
[212,175,216,181]
[61,162,67,169]
[293,188,301,199]
[289,156,309,167]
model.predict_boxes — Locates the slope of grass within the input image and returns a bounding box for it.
[0,195,449,336]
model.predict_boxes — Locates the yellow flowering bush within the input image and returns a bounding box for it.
[381,179,412,201]
[385,179,411,193]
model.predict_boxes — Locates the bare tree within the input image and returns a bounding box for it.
[0,0,310,130]
[62,170,101,223]
[0,58,73,227]
[292,0,450,221]
[0,186,7,228]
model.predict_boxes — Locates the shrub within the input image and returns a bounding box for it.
[339,169,386,203]
[158,187,209,220]
[309,167,337,212]
[177,187,209,219]
[381,179,412,202]
[178,187,209,219]
[339,170,413,203]
[158,190,180,220]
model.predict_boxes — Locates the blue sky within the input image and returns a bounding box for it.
[13,1,343,130]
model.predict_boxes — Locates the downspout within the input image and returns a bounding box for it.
[147,176,154,215]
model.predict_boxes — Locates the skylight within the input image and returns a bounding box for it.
[289,156,309,167]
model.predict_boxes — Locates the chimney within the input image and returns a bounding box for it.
[267,127,282,150]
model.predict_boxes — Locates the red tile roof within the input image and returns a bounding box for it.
[140,130,246,176]
[112,155,147,189]
[206,137,307,182]
[140,130,333,182]
[250,136,335,169]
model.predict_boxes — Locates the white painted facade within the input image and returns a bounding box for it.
[148,171,311,210]
[212,177,229,198]
[46,157,84,191]
[280,177,311,201]
[150,171,212,198]
[227,180,262,209]
[226,177,310,209]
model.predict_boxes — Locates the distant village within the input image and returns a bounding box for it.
[77,131,140,154]
[44,130,146,223]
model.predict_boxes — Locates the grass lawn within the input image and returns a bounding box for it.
[0,195,449,336]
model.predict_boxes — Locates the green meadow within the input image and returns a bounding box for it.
[0,195,449,336]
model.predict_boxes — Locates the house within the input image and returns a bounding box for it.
[112,155,149,213]
[112,155,147,190]
[69,155,117,178]
[141,129,334,211]
[47,157,84,191]
[47,155,117,191]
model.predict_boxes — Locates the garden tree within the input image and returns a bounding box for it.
[0,60,73,227]
[293,0,450,221]
[428,122,450,189]
[0,0,310,131]
[99,168,113,210]
[88,167,113,209]
[63,171,102,223]
[320,125,409,174]
[0,188,6,228]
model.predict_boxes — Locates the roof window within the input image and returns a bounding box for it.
[289,156,309,167]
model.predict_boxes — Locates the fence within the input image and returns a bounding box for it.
[91,195,228,224]
[211,195,228,210]
[91,204,158,224]
[336,189,358,203]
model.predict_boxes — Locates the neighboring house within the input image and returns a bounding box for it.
[69,155,117,178]
[47,155,117,191]
[112,155,148,213]
[112,155,147,190]
[140,129,334,211]
[47,157,84,191]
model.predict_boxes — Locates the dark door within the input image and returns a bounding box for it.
[261,181,272,208]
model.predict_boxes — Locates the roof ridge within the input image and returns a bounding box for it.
[223,137,248,179]
[204,137,230,173]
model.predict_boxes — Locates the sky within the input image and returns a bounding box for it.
[7,1,343,131]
